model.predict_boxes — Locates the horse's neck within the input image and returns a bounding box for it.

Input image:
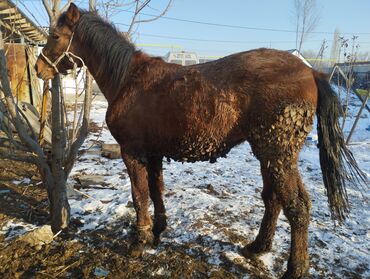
[76,39,136,104]
[82,55,114,103]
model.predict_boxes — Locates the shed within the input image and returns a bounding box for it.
[1,0,47,110]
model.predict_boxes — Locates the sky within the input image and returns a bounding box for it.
[19,0,370,58]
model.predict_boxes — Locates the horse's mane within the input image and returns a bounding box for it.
[58,11,135,91]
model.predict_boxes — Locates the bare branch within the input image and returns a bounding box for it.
[136,0,151,14]
[134,0,173,25]
[0,149,37,164]
[42,0,53,19]
[61,0,74,14]
[126,0,141,34]
[0,29,53,187]
[64,71,92,176]
[42,0,64,25]
[293,0,320,52]
[0,32,44,160]
[0,136,30,152]
[127,0,172,34]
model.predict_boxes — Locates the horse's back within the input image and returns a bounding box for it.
[198,48,314,88]
[107,48,318,161]
[214,49,318,116]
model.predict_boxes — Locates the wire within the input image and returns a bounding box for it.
[18,0,370,36]
[18,0,47,28]
[116,9,370,36]
[27,0,49,25]
[134,32,321,44]
[130,32,370,46]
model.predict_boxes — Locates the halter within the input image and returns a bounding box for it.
[40,32,86,75]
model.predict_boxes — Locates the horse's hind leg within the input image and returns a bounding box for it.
[242,164,282,255]
[278,164,311,278]
[277,165,311,279]
[147,157,167,244]
[121,152,153,256]
[246,156,311,278]
[245,103,314,278]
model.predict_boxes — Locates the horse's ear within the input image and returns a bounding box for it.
[66,3,80,27]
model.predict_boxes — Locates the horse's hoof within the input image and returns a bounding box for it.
[129,242,145,258]
[281,271,308,279]
[153,235,161,247]
[281,262,309,279]
[152,217,167,236]
[152,226,166,246]
[241,241,271,257]
[137,227,154,245]
[129,227,154,257]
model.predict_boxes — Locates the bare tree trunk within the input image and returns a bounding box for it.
[49,76,70,231]
[329,28,340,67]
[298,16,306,52]
[38,0,81,233]
[294,0,319,52]
[2,0,172,234]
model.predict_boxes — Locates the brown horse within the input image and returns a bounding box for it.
[35,4,366,278]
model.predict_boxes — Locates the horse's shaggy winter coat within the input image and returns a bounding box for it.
[36,4,366,278]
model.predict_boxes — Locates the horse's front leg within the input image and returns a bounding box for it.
[121,151,154,256]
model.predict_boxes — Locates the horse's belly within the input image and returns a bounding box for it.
[165,135,239,163]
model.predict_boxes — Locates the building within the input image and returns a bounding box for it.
[286,49,312,68]
[164,51,199,66]
[0,0,46,44]
[1,0,47,109]
[331,61,370,89]
[164,49,313,68]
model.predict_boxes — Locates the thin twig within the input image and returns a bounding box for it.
[53,230,62,239]
[134,0,173,24]
[73,188,98,201]
[37,271,55,278]
[22,185,30,195]
[55,260,79,277]
[76,121,105,161]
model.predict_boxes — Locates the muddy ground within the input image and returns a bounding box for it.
[0,152,272,279]
[0,115,368,279]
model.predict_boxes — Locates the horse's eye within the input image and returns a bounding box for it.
[52,34,60,40]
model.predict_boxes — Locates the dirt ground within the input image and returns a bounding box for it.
[0,155,273,279]
[1,112,367,279]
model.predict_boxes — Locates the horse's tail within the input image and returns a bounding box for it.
[314,71,367,222]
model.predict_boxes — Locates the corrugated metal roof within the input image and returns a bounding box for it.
[0,0,47,44]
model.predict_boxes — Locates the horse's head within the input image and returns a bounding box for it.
[35,3,82,80]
